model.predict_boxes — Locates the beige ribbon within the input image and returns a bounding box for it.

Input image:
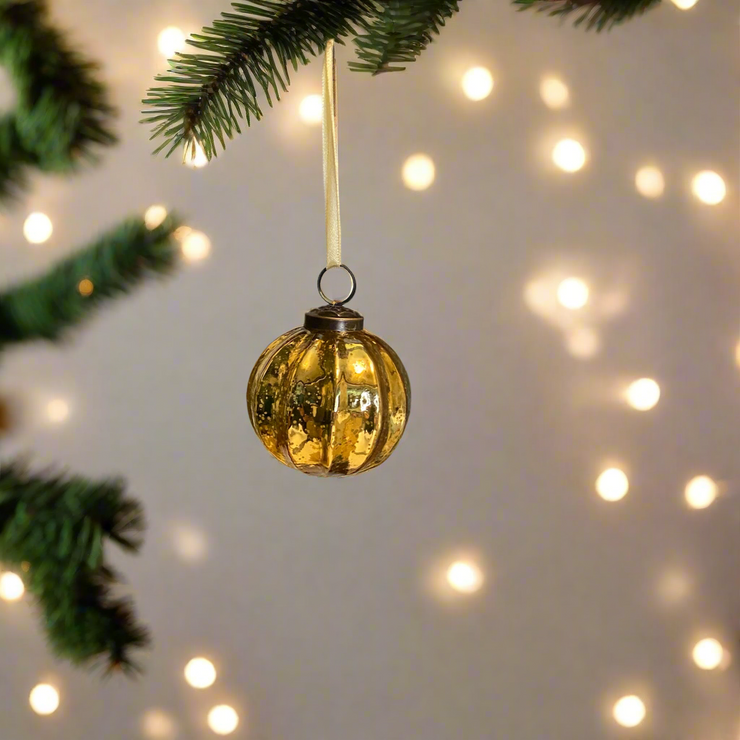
[322,40,341,268]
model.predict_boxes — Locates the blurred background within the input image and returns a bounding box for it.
[0,0,738,738]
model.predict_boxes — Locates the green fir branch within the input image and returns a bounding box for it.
[0,214,181,348]
[0,463,149,672]
[350,0,460,74]
[142,0,375,160]
[513,0,661,30]
[0,0,117,200]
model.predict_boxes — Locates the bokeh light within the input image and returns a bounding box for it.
[565,327,600,359]
[145,205,168,230]
[692,170,726,205]
[171,522,208,562]
[0,572,24,601]
[29,684,60,716]
[141,709,177,739]
[185,657,217,689]
[446,561,483,594]
[46,399,69,423]
[552,139,586,172]
[684,475,717,509]
[78,278,94,297]
[625,378,661,411]
[670,0,698,8]
[23,212,53,244]
[613,695,646,727]
[540,77,569,109]
[208,705,239,735]
[461,67,494,101]
[402,154,435,191]
[158,27,186,57]
[184,141,208,169]
[181,231,211,262]
[596,468,629,502]
[635,166,665,198]
[692,638,724,670]
[299,94,323,124]
[557,277,589,309]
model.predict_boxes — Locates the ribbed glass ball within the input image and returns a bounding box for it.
[247,306,410,476]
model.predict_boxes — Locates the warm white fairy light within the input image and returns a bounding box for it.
[145,205,168,230]
[184,141,208,169]
[181,231,211,262]
[552,139,586,173]
[684,475,717,509]
[557,277,589,309]
[185,657,217,689]
[461,67,494,101]
[299,94,323,124]
[208,705,239,735]
[0,572,24,601]
[625,378,661,411]
[565,327,600,359]
[46,399,69,424]
[692,171,726,205]
[596,468,629,502]
[23,212,53,244]
[540,77,569,109]
[158,27,186,57]
[613,695,646,728]
[670,0,698,8]
[635,166,665,198]
[29,684,60,716]
[446,561,483,594]
[692,638,725,670]
[141,709,177,739]
[402,154,435,191]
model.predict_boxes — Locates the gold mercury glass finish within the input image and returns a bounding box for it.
[247,305,410,476]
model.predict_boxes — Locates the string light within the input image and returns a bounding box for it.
[181,231,211,262]
[692,170,726,205]
[557,277,589,309]
[565,327,600,359]
[23,212,53,244]
[461,67,494,101]
[29,684,60,716]
[613,695,646,728]
[446,561,483,594]
[158,27,186,57]
[299,94,323,124]
[141,709,177,739]
[670,0,698,8]
[207,705,239,735]
[78,278,94,297]
[540,77,570,109]
[635,166,665,198]
[684,475,717,509]
[625,378,661,411]
[184,657,217,689]
[402,154,435,191]
[184,141,208,169]
[596,468,629,502]
[0,572,24,601]
[552,139,586,173]
[145,205,168,230]
[46,399,69,423]
[692,638,724,670]
[171,522,208,562]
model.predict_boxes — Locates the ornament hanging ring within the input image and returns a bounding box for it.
[317,264,357,306]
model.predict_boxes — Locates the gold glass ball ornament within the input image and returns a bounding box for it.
[247,267,410,476]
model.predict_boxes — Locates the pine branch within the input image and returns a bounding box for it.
[0,214,181,349]
[513,0,661,30]
[349,0,460,75]
[142,0,375,160]
[0,0,117,201]
[0,462,149,672]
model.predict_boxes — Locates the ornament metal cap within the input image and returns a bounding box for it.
[304,304,364,332]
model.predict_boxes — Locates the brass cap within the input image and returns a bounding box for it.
[304,304,365,332]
